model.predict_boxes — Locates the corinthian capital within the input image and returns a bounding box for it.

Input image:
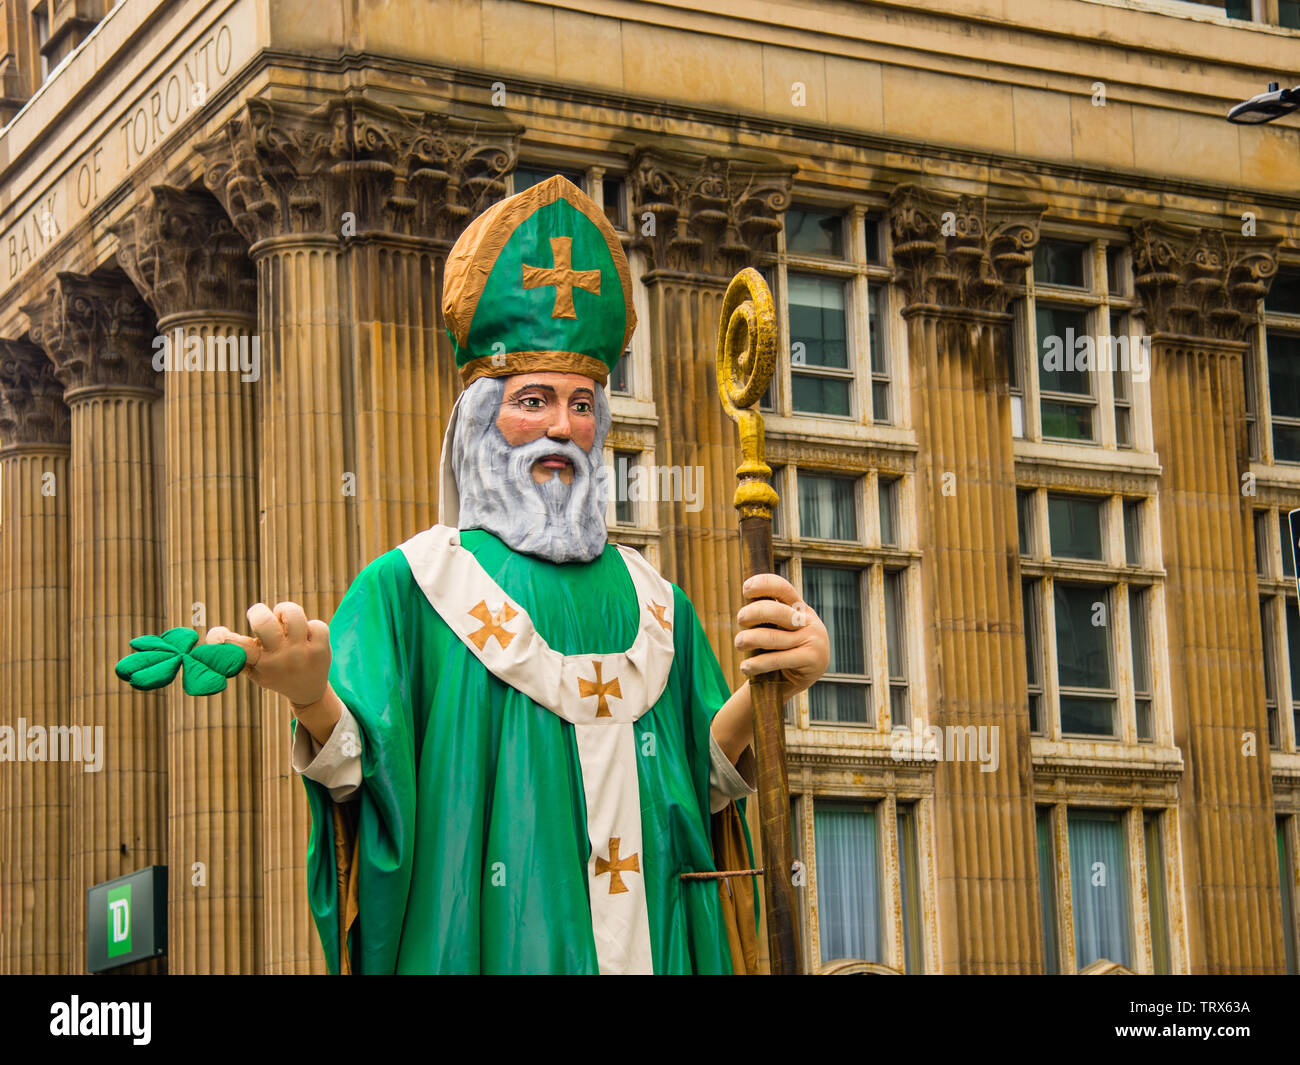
[198,95,520,246]
[112,186,256,319]
[22,273,157,393]
[628,146,793,276]
[888,185,1045,314]
[0,338,70,446]
[1130,220,1278,342]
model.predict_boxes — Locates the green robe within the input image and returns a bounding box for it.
[300,528,753,974]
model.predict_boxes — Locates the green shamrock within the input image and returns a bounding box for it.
[114,627,247,697]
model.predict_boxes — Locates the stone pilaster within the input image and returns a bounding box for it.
[23,273,163,973]
[628,145,792,667]
[0,339,70,974]
[1130,219,1284,974]
[198,95,514,972]
[889,184,1045,972]
[114,186,262,974]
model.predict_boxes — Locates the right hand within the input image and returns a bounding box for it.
[206,602,332,709]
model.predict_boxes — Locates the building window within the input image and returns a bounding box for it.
[511,164,587,194]
[763,205,894,425]
[1144,811,1171,975]
[1257,504,1300,752]
[601,176,626,231]
[805,565,870,724]
[609,346,631,395]
[1036,806,1059,973]
[1020,489,1161,743]
[1247,267,1300,465]
[1067,809,1132,969]
[1279,817,1298,974]
[897,802,923,974]
[797,470,857,541]
[813,801,882,964]
[1016,235,1141,449]
[776,465,916,731]
[612,451,637,526]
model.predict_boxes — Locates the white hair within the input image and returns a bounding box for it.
[450,375,612,563]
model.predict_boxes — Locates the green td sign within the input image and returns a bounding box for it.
[86,865,166,972]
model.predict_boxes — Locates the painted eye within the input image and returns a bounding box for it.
[573,401,593,415]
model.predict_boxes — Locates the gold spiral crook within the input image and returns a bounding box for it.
[716,268,779,519]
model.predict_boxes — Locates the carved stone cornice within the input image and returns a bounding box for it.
[198,95,520,247]
[0,338,70,447]
[112,187,256,319]
[628,146,794,277]
[888,185,1045,314]
[1130,220,1278,343]
[21,273,157,393]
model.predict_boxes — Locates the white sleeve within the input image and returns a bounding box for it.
[708,733,758,814]
[291,704,363,803]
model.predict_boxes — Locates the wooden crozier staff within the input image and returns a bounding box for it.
[716,267,803,976]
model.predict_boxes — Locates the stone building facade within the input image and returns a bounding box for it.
[0,0,1297,974]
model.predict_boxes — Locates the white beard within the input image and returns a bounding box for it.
[451,375,611,563]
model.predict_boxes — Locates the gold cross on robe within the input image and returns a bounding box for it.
[522,236,601,318]
[467,599,518,650]
[578,660,622,718]
[594,836,640,895]
[646,601,672,632]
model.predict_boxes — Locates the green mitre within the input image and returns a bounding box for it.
[442,175,636,387]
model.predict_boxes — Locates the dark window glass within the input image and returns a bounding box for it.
[613,452,635,525]
[1034,239,1088,288]
[1055,583,1115,736]
[1287,599,1300,704]
[1037,306,1092,395]
[1123,500,1142,567]
[785,208,844,258]
[1224,0,1252,18]
[789,274,851,417]
[1130,589,1153,743]
[1263,599,1281,749]
[1282,0,1300,29]
[1268,332,1300,462]
[1105,246,1126,296]
[1145,813,1171,975]
[1036,807,1059,974]
[797,472,857,541]
[1283,510,1298,579]
[878,478,897,547]
[1018,489,1035,557]
[602,177,626,229]
[1279,819,1298,974]
[864,216,881,263]
[513,165,585,193]
[805,566,870,724]
[609,350,631,395]
[897,804,923,974]
[1255,511,1270,577]
[1024,580,1043,734]
[1048,494,1104,561]
[1271,270,1300,314]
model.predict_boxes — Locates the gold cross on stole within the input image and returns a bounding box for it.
[646,601,672,632]
[594,837,640,895]
[578,660,622,718]
[467,599,518,650]
[521,236,601,318]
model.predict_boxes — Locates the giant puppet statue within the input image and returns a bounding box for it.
[204,176,829,974]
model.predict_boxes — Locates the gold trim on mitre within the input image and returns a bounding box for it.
[460,350,611,388]
[442,175,637,357]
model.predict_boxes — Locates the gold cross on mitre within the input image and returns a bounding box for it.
[522,236,601,318]
[577,660,622,718]
[467,599,518,651]
[594,836,640,895]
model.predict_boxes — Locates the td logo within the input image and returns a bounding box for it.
[107,884,132,958]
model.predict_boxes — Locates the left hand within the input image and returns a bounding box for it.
[734,573,830,703]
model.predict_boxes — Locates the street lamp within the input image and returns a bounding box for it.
[1228,81,1300,124]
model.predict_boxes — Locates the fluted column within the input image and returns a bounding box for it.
[629,147,793,671]
[114,187,262,973]
[1131,220,1283,974]
[889,186,1046,972]
[333,97,516,558]
[199,96,515,971]
[24,274,163,973]
[0,341,70,973]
